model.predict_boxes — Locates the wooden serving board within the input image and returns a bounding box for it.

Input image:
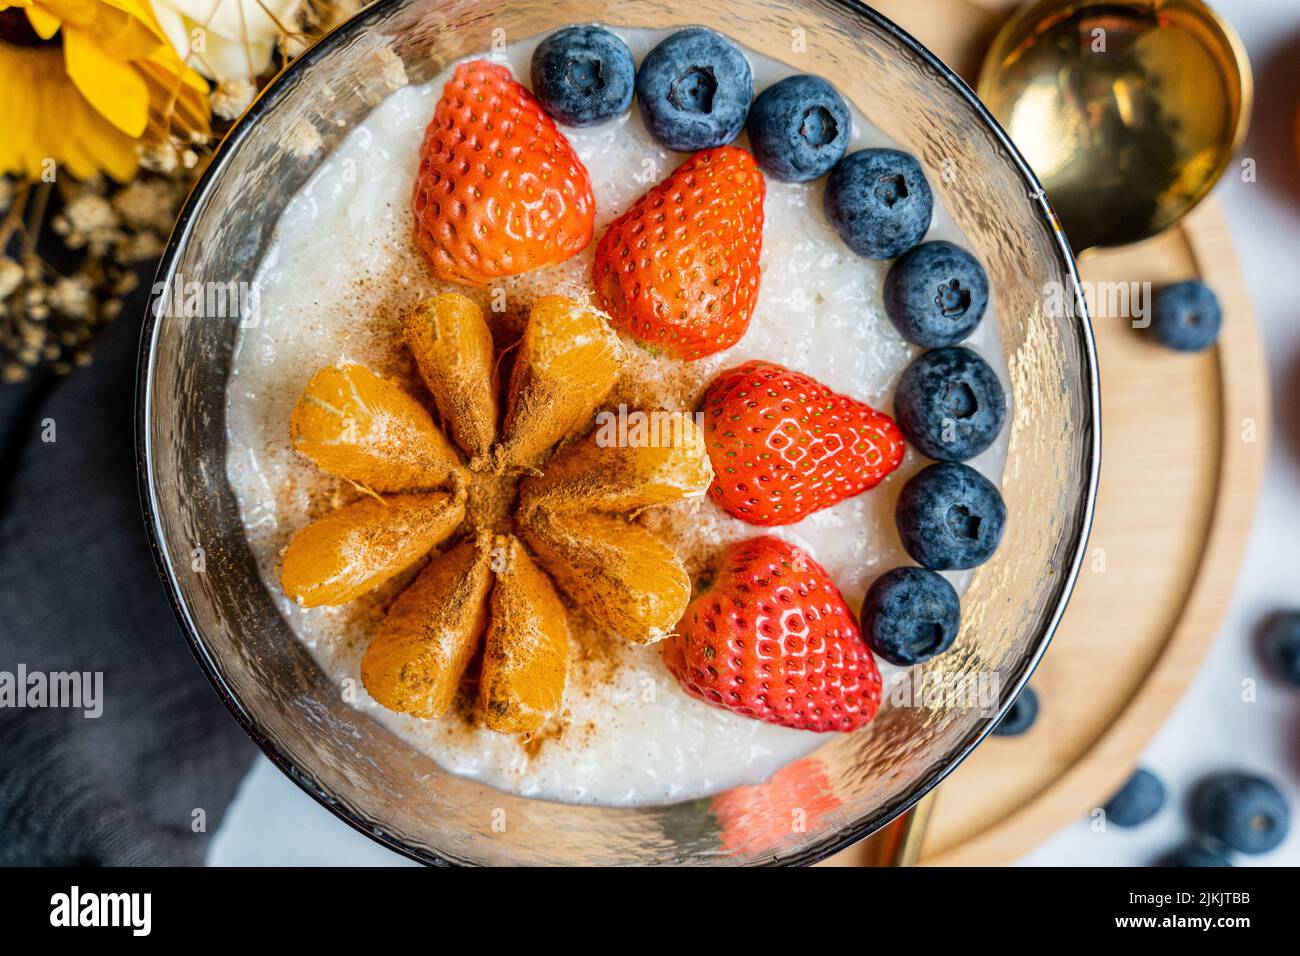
[829,0,1270,866]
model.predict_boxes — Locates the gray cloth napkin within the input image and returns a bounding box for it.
[0,286,255,866]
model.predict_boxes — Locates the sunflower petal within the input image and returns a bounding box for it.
[63,27,150,137]
[43,0,162,59]
[24,4,62,38]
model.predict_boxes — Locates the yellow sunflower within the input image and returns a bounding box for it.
[0,0,210,182]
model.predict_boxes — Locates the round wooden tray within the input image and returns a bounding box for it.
[829,0,1270,866]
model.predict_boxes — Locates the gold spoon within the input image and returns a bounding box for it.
[977,0,1252,253]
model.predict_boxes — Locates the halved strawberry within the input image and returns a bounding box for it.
[702,360,905,526]
[412,60,595,286]
[593,145,765,359]
[663,536,881,733]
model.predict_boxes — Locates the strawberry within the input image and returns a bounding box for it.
[663,536,881,733]
[701,360,905,525]
[593,145,764,359]
[709,758,841,856]
[411,60,595,286]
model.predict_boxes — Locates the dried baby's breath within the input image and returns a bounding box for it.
[2,170,194,380]
[212,79,257,122]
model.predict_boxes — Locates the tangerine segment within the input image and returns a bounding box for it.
[520,415,712,515]
[361,533,493,719]
[280,491,465,607]
[497,295,625,470]
[519,509,691,645]
[290,364,463,493]
[479,534,569,734]
[404,293,498,461]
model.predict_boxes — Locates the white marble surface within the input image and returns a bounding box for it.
[208,0,1300,866]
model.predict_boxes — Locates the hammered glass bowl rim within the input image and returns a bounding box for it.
[135,0,1100,866]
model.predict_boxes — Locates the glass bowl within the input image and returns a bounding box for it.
[137,0,1099,865]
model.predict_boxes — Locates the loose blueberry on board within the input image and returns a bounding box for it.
[1262,610,1300,688]
[894,347,1006,462]
[636,28,753,151]
[1149,280,1222,353]
[530,26,635,127]
[746,74,850,182]
[1102,768,1167,828]
[860,567,961,666]
[1192,772,1291,854]
[895,461,1007,570]
[992,686,1037,737]
[824,148,933,259]
[1157,843,1233,867]
[885,241,990,347]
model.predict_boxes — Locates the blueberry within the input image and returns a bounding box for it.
[824,149,933,259]
[895,462,1006,570]
[885,241,990,347]
[1149,280,1222,353]
[992,686,1037,736]
[1157,843,1233,868]
[894,347,1006,462]
[530,26,635,127]
[1192,772,1290,854]
[1262,611,1300,688]
[860,567,961,666]
[1103,769,1166,828]
[635,28,753,151]
[745,75,850,182]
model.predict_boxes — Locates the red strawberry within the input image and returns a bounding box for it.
[593,146,764,359]
[663,536,881,733]
[412,60,595,286]
[702,360,905,526]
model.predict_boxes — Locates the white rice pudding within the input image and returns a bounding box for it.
[225,26,1011,806]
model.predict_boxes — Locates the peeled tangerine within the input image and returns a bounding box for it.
[519,509,691,645]
[496,296,625,470]
[479,535,569,734]
[403,293,498,462]
[290,364,463,492]
[280,491,465,607]
[520,415,712,515]
[361,534,493,719]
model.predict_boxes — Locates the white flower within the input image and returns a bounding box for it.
[150,0,303,80]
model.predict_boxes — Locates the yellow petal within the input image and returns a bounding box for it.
[25,4,62,37]
[41,0,162,58]
[79,100,141,181]
[51,84,100,181]
[63,27,150,137]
